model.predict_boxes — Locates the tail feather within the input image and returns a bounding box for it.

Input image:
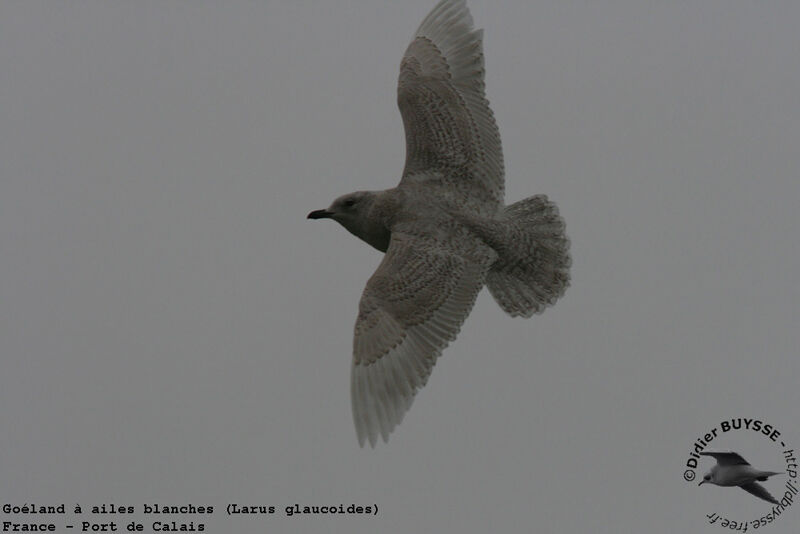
[756,471,783,481]
[486,195,570,317]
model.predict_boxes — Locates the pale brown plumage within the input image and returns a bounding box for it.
[308,0,570,447]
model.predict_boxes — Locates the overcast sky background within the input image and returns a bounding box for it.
[1,1,799,532]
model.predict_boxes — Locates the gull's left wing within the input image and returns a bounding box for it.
[397,0,504,216]
[699,451,750,466]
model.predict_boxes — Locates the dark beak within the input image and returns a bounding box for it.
[307,209,333,220]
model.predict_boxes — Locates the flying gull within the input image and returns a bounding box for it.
[698,451,784,505]
[308,0,571,446]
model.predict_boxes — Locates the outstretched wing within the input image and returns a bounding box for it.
[397,0,504,216]
[699,451,751,466]
[351,226,495,447]
[740,482,780,505]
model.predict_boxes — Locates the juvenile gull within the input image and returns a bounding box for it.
[308,0,570,447]
[698,451,784,505]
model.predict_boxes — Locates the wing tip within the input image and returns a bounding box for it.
[417,0,474,37]
[352,356,412,449]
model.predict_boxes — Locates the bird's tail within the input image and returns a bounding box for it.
[486,195,570,317]
[757,471,784,481]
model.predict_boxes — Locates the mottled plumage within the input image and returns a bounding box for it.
[308,0,570,447]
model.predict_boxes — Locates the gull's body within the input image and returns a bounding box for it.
[699,452,783,505]
[308,0,570,446]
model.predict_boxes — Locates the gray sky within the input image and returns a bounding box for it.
[1,1,798,532]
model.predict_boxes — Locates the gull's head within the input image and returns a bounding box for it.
[698,468,717,486]
[307,191,376,224]
[308,191,389,251]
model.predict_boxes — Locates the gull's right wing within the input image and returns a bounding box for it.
[351,225,495,447]
[740,482,780,505]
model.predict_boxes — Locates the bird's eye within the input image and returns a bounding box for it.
[344,199,356,207]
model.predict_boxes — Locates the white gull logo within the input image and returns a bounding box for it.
[698,451,784,505]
